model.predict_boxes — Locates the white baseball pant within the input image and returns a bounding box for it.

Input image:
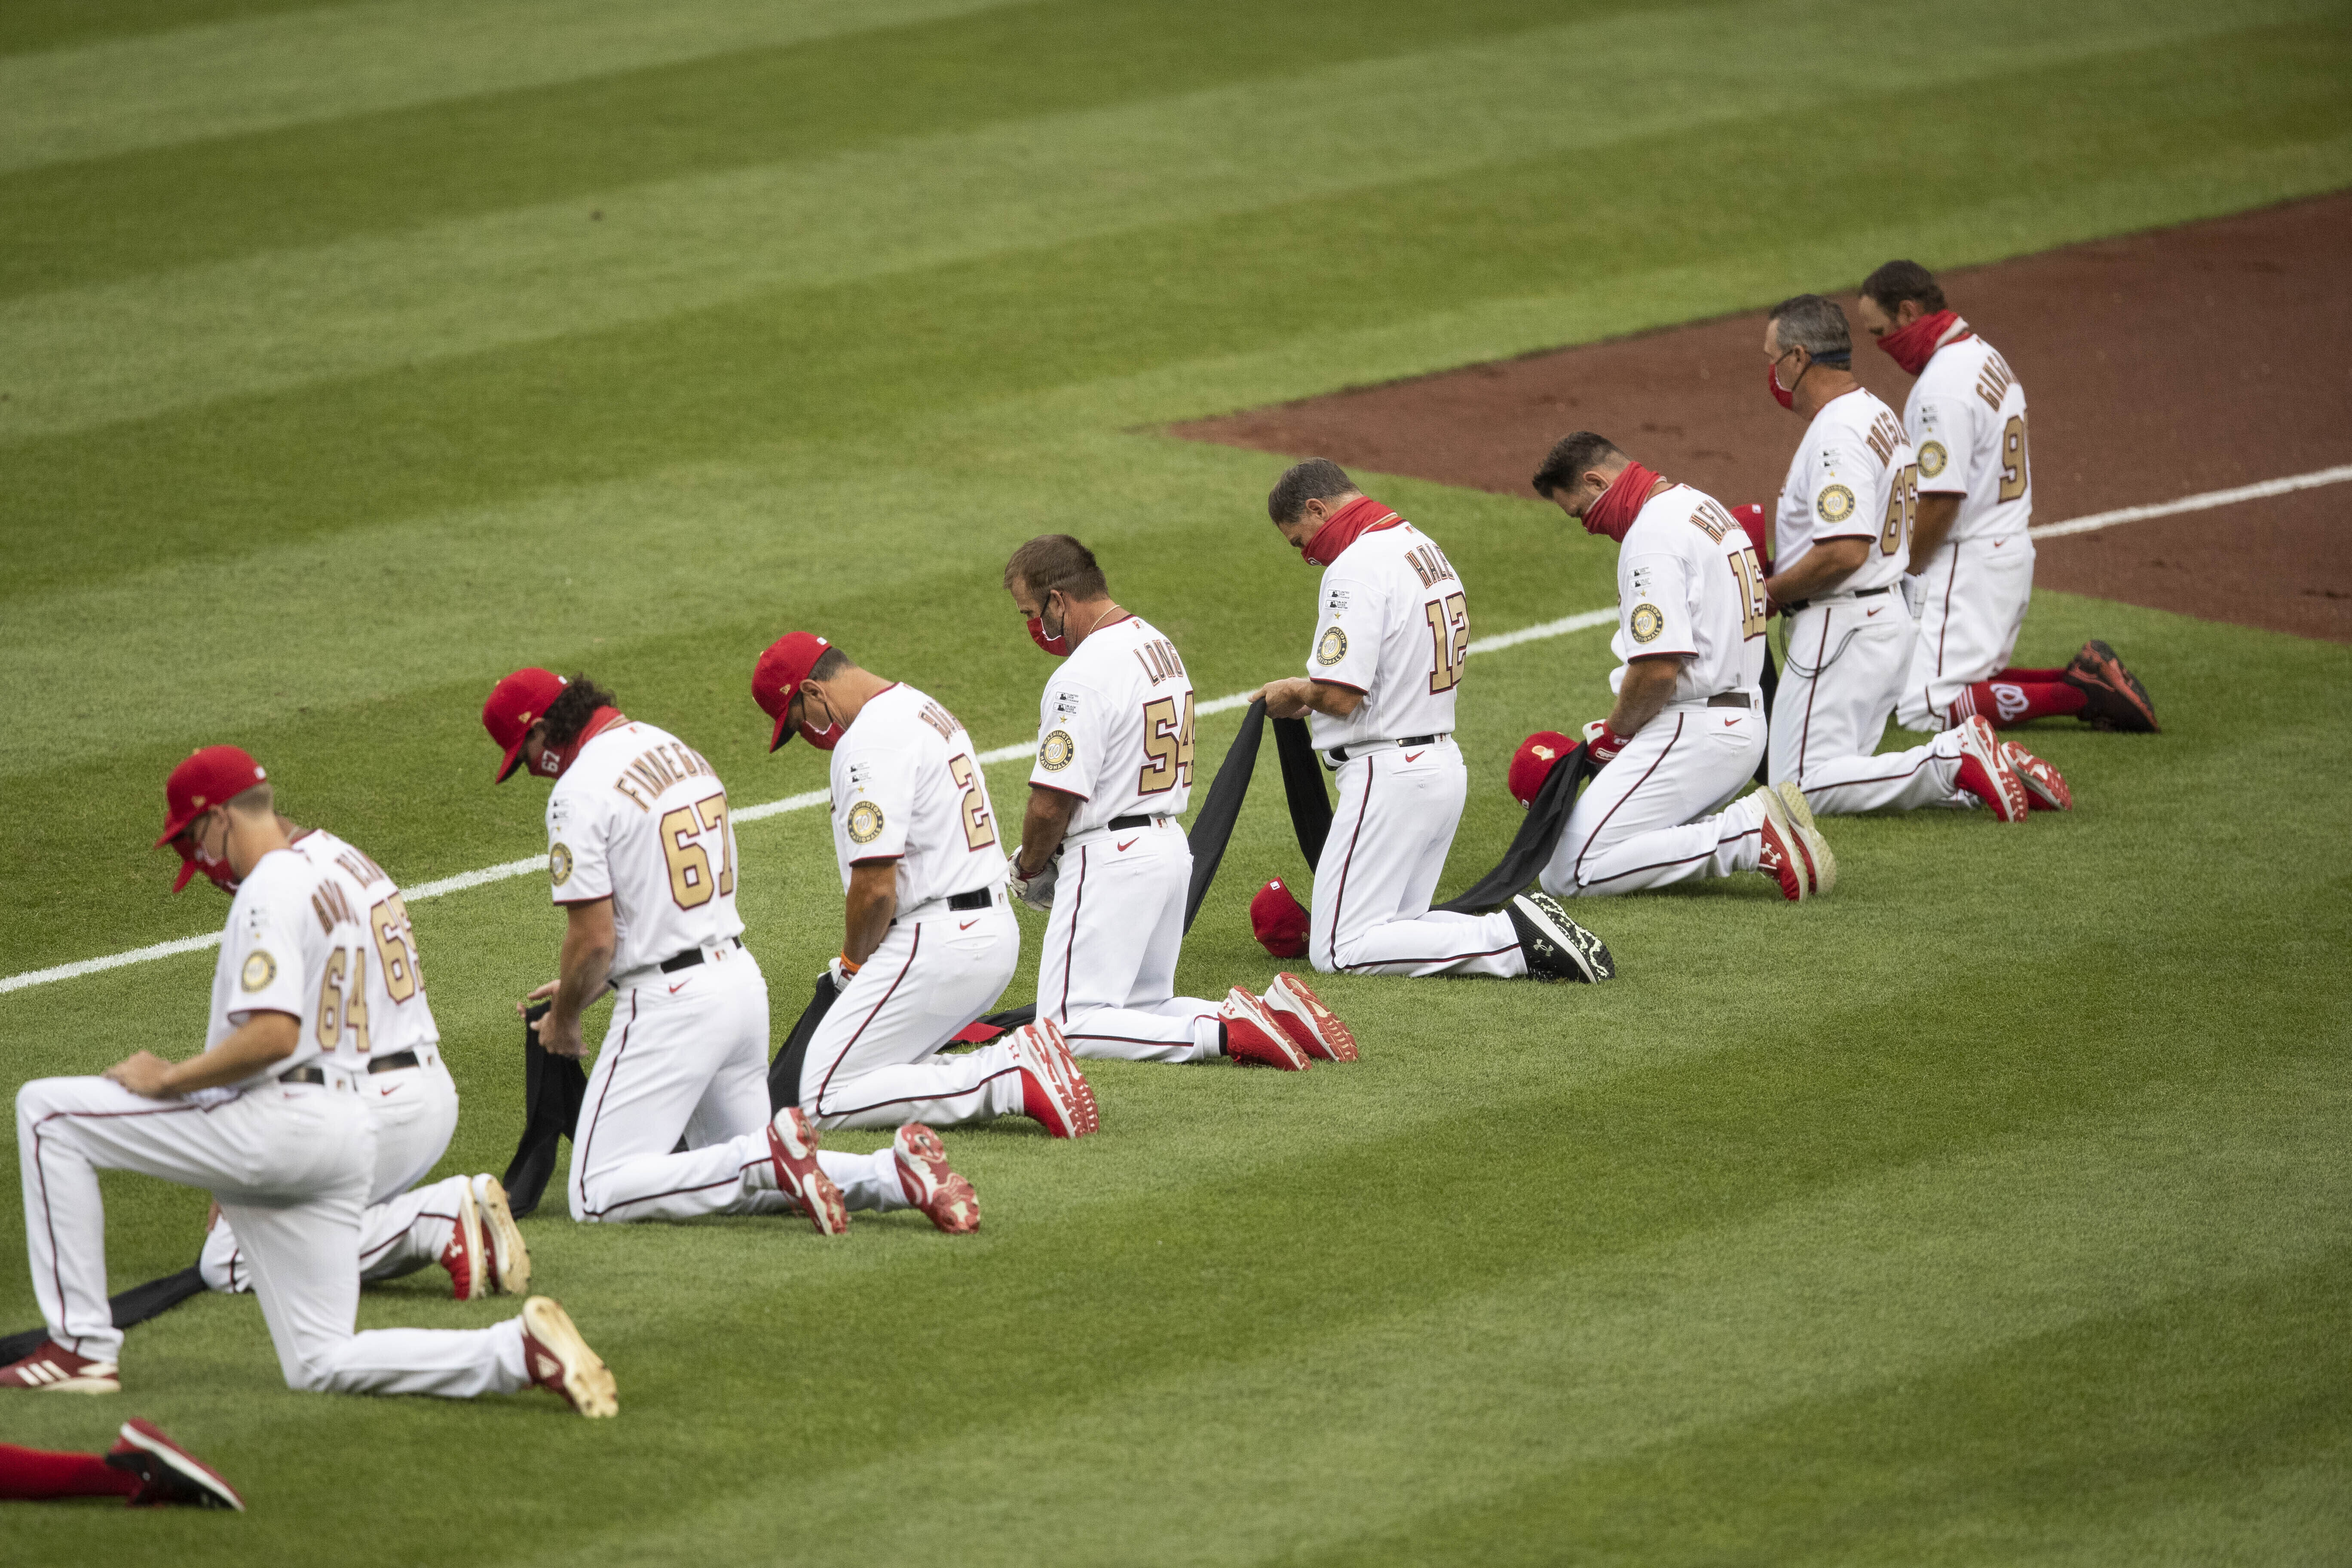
[1771,601,1973,815]
[1039,819,1220,1063]
[1898,531,2035,731]
[1539,703,1767,897]
[800,903,1031,1131]
[1310,740,1526,978]
[17,1075,529,1395]
[202,1051,468,1293]
[569,945,910,1223]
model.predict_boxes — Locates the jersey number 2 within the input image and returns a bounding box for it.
[949,755,997,851]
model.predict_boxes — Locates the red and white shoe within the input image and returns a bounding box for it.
[893,1124,980,1234]
[472,1174,533,1295]
[1261,972,1358,1062]
[1220,988,1311,1070]
[1952,715,2030,822]
[0,1340,119,1393]
[441,1176,487,1301]
[767,1107,849,1236]
[520,1296,617,1418]
[2000,741,2073,811]
[106,1419,244,1510]
[1752,788,1809,901]
[1011,1021,1099,1138]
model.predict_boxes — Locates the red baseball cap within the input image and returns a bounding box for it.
[1250,879,1310,959]
[157,747,269,889]
[483,668,567,782]
[752,633,831,751]
[1508,731,1575,808]
[1730,502,1773,577]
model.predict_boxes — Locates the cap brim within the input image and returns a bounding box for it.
[153,812,198,849]
[170,857,200,893]
[767,710,794,752]
[496,738,529,782]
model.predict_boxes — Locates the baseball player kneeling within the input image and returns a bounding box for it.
[484,668,977,1237]
[1247,460,1612,981]
[1859,259,2159,735]
[1527,434,1831,901]
[752,635,1102,1137]
[6,752,612,1415]
[1759,294,2067,822]
[1001,535,1357,1071]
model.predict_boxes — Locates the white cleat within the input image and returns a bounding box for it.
[473,1174,533,1295]
[520,1297,617,1418]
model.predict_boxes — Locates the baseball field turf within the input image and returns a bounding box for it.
[5,0,2350,1558]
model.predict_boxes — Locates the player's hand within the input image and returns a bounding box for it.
[825,954,861,994]
[1252,679,1314,719]
[531,1009,588,1057]
[516,980,559,1020]
[104,1050,178,1099]
[1581,720,1629,766]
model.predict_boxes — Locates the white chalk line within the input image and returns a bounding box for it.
[9,459,2340,996]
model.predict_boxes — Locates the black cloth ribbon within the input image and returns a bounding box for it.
[0,1265,207,1365]
[501,1001,588,1217]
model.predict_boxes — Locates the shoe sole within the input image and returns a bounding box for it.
[769,1111,849,1235]
[1264,973,1358,1062]
[1769,783,1833,895]
[894,1125,980,1234]
[451,1180,487,1302]
[474,1176,532,1296]
[1751,790,1809,901]
[1029,1024,1100,1136]
[3,1368,119,1393]
[116,1419,244,1510]
[2000,743,2073,810]
[1222,988,1311,1070]
[521,1297,617,1419]
[1955,718,2030,823]
[2071,641,2160,732]
[1512,894,1614,978]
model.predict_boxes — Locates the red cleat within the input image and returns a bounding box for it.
[1012,1021,1099,1138]
[1952,716,2030,823]
[893,1124,980,1234]
[441,1177,487,1300]
[2063,640,2159,732]
[767,1107,849,1236]
[0,1340,119,1394]
[1220,988,1311,1070]
[1261,972,1358,1062]
[107,1419,243,1510]
[519,1297,617,1418]
[2000,741,2072,810]
[1753,789,1809,901]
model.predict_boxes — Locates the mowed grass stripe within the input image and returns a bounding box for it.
[0,0,2317,444]
[0,0,1617,302]
[0,0,1028,176]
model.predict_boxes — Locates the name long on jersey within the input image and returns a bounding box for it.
[830,684,1008,910]
[1304,520,1472,751]
[1029,613,1197,835]
[1773,387,1919,594]
[286,828,440,1072]
[545,720,744,976]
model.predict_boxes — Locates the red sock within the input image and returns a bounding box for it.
[1966,679,2087,727]
[1994,665,2068,682]
[0,1442,141,1501]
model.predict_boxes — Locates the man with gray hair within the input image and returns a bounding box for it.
[1759,293,2066,822]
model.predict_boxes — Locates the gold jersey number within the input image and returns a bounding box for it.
[1998,413,2031,502]
[1424,591,1470,693]
[1730,546,1770,638]
[1880,462,1919,557]
[948,754,997,850]
[660,793,736,910]
[1138,692,1197,795]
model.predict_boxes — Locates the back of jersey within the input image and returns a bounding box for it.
[547,720,744,976]
[831,684,1006,911]
[1031,614,1196,835]
[1907,336,2031,545]
[1305,521,1471,751]
[292,830,438,1072]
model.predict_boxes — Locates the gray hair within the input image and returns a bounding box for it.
[1767,294,1852,363]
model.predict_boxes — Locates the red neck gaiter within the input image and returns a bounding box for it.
[548,708,626,778]
[1581,463,1667,544]
[1299,494,1403,567]
[1877,309,1971,376]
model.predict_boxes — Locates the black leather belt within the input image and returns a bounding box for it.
[946,888,994,912]
[1781,583,1894,614]
[659,936,742,974]
[1329,733,1444,766]
[278,1066,327,1086]
[368,1050,422,1074]
[1707,692,1758,709]
[1106,814,1170,832]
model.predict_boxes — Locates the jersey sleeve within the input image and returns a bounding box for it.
[222,879,312,1024]
[1620,550,1696,657]
[1305,570,1382,692]
[838,746,914,864]
[546,787,612,906]
[1807,424,1883,539]
[1029,676,1105,800]
[1909,387,1972,496]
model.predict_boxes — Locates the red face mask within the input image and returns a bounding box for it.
[792,692,845,750]
[1026,602,1072,658]
[170,835,239,894]
[1767,356,1800,410]
[1578,461,1666,544]
[1875,308,1969,376]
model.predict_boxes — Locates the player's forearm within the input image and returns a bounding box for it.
[1017,791,1079,875]
[1764,540,1869,606]
[549,913,615,1031]
[1605,657,1683,736]
[159,1014,301,1094]
[1908,494,1963,573]
[842,865,898,966]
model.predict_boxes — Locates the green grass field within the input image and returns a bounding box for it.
[4,0,2350,1559]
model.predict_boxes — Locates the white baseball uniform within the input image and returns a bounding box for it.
[1895,327,2037,730]
[1298,507,1526,976]
[17,847,533,1394]
[1029,615,1223,1063]
[548,719,910,1225]
[798,685,1036,1130]
[1540,483,1776,897]
[1768,389,1979,814]
[202,829,476,1293]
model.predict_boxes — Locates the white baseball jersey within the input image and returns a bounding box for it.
[287,829,439,1069]
[1774,387,1917,594]
[830,683,1007,909]
[546,719,744,975]
[204,847,338,1087]
[1028,613,1194,834]
[1611,483,1770,702]
[1304,515,1471,751]
[1905,332,2032,543]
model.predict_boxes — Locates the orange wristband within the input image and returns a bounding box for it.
[836,953,862,975]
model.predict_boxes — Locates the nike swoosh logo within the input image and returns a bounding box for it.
[959,919,979,931]
[1867,607,1883,617]
[1115,838,1138,852]
[1723,718,1738,727]
[379,1086,398,1096]
[669,982,688,994]
[1403,751,1426,763]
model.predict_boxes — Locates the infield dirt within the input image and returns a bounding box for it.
[1176,194,2352,643]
